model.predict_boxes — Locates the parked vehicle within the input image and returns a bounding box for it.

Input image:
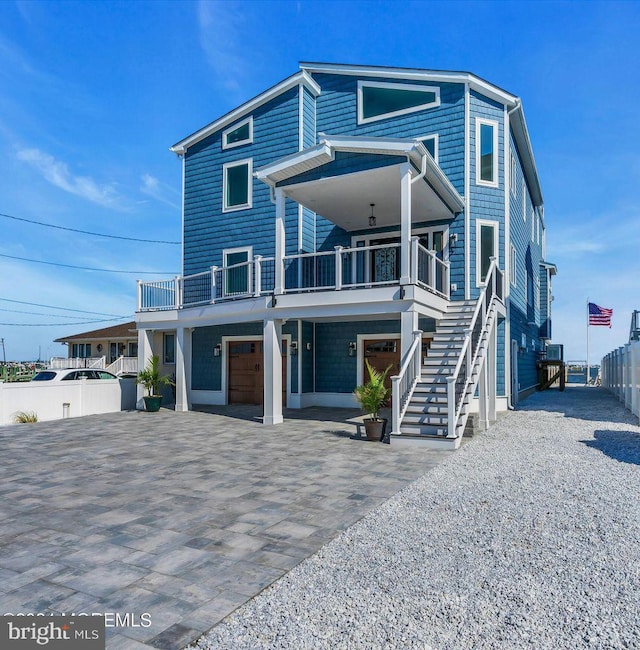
[31,369,118,382]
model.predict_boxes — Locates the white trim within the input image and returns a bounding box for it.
[415,133,439,163]
[510,244,517,287]
[222,116,253,150]
[222,158,253,212]
[180,154,185,274]
[504,105,512,406]
[350,224,450,261]
[476,219,499,287]
[163,332,176,365]
[171,71,321,154]
[298,84,304,151]
[510,153,516,197]
[464,81,470,300]
[357,80,441,125]
[223,246,253,297]
[475,118,499,187]
[189,389,224,405]
[221,334,292,407]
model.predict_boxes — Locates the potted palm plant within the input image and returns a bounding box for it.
[354,359,391,441]
[136,355,173,412]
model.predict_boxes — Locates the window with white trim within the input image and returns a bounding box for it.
[163,333,175,365]
[510,244,517,286]
[476,119,498,187]
[223,159,252,212]
[222,116,253,150]
[417,134,438,163]
[357,81,440,125]
[476,220,498,285]
[223,246,253,296]
[510,154,516,196]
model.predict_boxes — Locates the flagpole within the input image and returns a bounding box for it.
[586,299,590,386]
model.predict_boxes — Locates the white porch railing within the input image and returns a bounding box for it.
[446,258,504,438]
[390,330,423,435]
[48,356,106,370]
[105,356,138,376]
[137,241,451,311]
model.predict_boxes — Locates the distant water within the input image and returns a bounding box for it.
[566,367,599,384]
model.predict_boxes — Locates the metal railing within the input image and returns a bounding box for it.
[137,240,452,311]
[445,258,503,438]
[390,330,423,435]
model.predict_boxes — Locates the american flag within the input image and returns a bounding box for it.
[588,302,613,327]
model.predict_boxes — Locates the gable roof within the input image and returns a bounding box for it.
[54,321,137,343]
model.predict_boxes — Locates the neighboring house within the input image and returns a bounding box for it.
[53,321,139,375]
[135,62,556,448]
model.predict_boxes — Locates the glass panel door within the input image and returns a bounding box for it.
[371,238,399,283]
[225,250,249,295]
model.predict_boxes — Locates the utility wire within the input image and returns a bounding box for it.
[0,253,176,275]
[0,211,180,244]
[0,317,129,326]
[0,298,129,318]
[0,307,128,319]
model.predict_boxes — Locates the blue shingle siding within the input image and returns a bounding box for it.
[301,321,314,392]
[302,86,316,149]
[183,88,300,276]
[301,206,315,252]
[539,266,551,339]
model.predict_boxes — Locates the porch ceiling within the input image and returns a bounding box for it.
[283,164,451,230]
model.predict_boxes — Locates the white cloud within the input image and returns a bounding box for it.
[16,147,123,208]
[140,173,180,210]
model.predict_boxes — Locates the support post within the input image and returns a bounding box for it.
[400,310,419,361]
[175,327,191,412]
[410,236,419,284]
[334,246,343,290]
[210,266,217,303]
[488,319,497,423]
[263,318,283,425]
[400,163,412,285]
[274,188,286,295]
[136,329,154,410]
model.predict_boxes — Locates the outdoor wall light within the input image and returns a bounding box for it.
[449,232,458,248]
[306,342,312,351]
[348,341,357,356]
[213,343,222,357]
[290,341,298,356]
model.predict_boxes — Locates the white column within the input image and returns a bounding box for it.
[274,188,286,295]
[400,310,419,361]
[175,327,192,412]
[263,318,283,425]
[478,355,489,431]
[136,328,153,409]
[400,162,412,285]
[488,321,497,423]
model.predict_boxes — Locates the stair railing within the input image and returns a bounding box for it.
[390,330,423,435]
[446,258,503,438]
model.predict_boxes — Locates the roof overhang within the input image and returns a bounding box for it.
[170,71,321,155]
[510,102,543,207]
[540,261,557,276]
[255,135,465,229]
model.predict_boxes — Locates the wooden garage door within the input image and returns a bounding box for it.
[228,340,287,406]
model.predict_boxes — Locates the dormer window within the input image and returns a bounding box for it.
[357,81,440,125]
[222,116,253,150]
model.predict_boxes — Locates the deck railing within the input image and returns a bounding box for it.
[390,330,423,436]
[137,241,452,311]
[105,356,138,376]
[48,356,106,369]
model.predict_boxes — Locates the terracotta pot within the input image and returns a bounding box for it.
[364,418,387,442]
[143,395,163,412]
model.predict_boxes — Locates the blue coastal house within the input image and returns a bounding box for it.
[135,63,556,448]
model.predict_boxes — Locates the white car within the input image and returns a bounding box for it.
[31,369,118,381]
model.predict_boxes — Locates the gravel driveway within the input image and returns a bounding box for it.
[190,386,640,650]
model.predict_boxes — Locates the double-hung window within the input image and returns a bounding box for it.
[476,220,498,285]
[476,119,498,187]
[223,159,252,212]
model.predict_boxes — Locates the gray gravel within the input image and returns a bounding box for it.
[188,387,640,650]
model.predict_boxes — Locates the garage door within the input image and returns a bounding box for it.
[228,340,287,406]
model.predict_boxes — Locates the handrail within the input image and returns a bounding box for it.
[390,330,423,436]
[445,258,503,437]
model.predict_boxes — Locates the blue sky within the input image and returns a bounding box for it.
[1,0,638,363]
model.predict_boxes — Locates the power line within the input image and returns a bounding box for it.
[0,318,129,326]
[0,307,128,319]
[0,211,180,244]
[0,298,129,318]
[0,253,176,275]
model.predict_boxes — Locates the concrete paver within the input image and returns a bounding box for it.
[0,405,451,649]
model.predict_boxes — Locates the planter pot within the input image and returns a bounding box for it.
[143,395,163,412]
[364,418,387,442]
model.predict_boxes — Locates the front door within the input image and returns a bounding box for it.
[363,339,401,391]
[228,339,287,406]
[109,342,118,364]
[370,238,400,283]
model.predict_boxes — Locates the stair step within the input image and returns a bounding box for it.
[430,341,464,349]
[422,357,457,366]
[405,404,448,415]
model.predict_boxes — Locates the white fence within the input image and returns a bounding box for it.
[49,356,106,369]
[0,378,137,426]
[601,341,640,419]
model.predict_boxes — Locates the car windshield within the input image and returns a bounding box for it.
[31,371,57,381]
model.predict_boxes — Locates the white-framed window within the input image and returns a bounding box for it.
[416,134,439,163]
[357,80,440,125]
[222,116,253,150]
[223,246,253,296]
[510,153,516,196]
[510,244,517,286]
[475,118,499,187]
[72,343,92,358]
[163,333,175,365]
[223,159,252,212]
[476,219,498,285]
[522,184,527,222]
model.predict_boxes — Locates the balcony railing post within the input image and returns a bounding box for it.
[410,237,419,284]
[446,376,456,437]
[334,246,343,290]
[174,276,181,309]
[136,280,142,311]
[391,375,401,435]
[429,250,436,291]
[444,262,451,298]
[210,266,217,303]
[465,327,473,378]
[254,256,262,298]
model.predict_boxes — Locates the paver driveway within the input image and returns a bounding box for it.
[0,406,451,649]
